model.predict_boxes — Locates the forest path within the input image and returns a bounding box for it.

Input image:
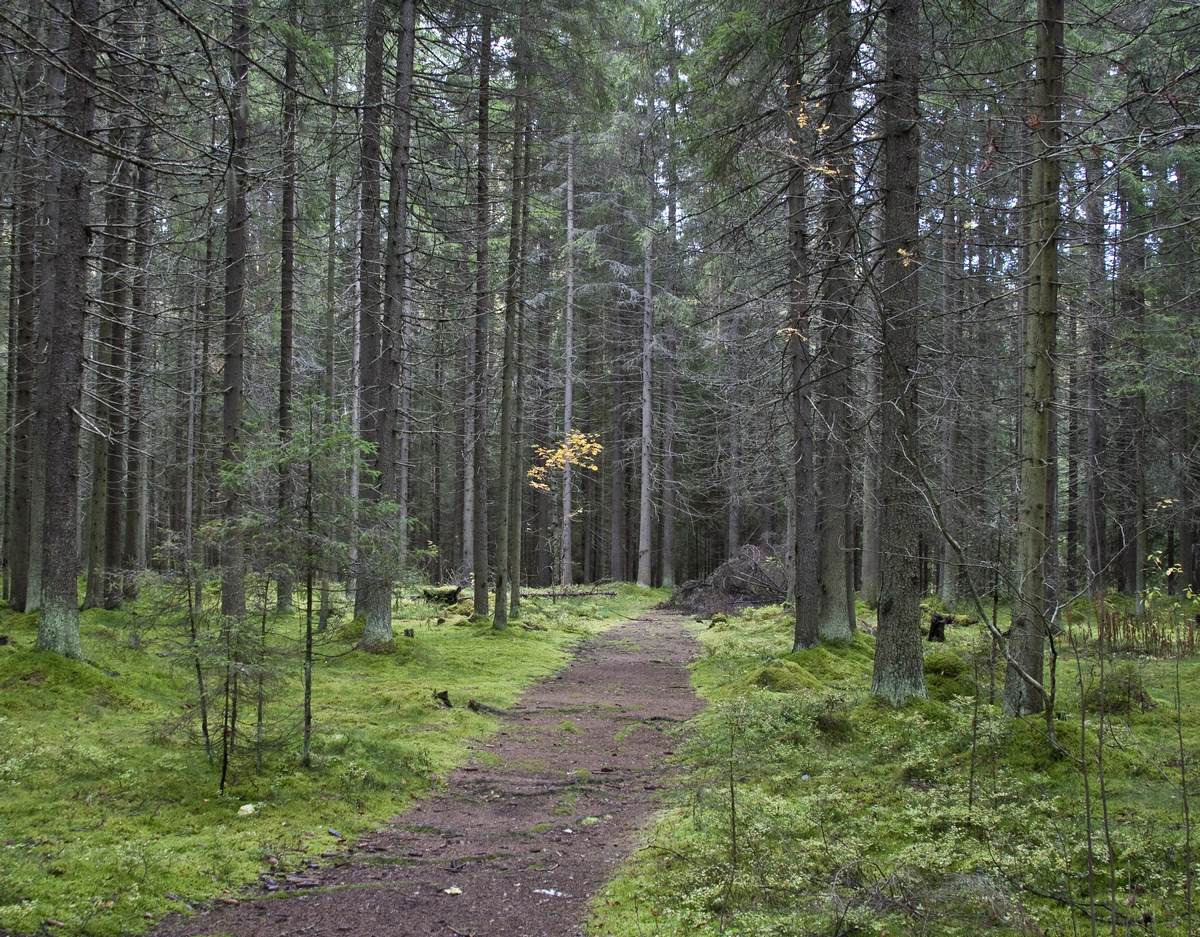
[153,610,700,937]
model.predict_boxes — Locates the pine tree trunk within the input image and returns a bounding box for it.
[509,120,533,614]
[860,290,883,609]
[276,0,297,613]
[8,88,38,611]
[220,0,251,627]
[100,108,133,610]
[1003,0,1063,717]
[560,134,576,587]
[937,170,961,610]
[1083,150,1107,596]
[870,0,926,704]
[123,70,154,592]
[494,8,527,629]
[350,3,384,619]
[36,0,99,657]
[787,19,817,651]
[361,0,416,644]
[472,10,493,617]
[815,0,856,642]
[608,295,627,582]
[636,211,654,588]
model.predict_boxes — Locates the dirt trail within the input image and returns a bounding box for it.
[153,611,700,937]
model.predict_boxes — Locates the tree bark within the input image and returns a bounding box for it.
[1003,0,1063,717]
[870,0,926,704]
[8,75,38,611]
[494,7,527,629]
[1083,150,1108,596]
[937,169,961,610]
[472,10,493,616]
[220,0,251,627]
[860,278,883,609]
[560,134,576,586]
[122,14,156,593]
[815,0,856,642]
[36,0,99,657]
[352,0,384,616]
[636,209,654,588]
[787,17,818,651]
[360,0,416,644]
[276,0,298,612]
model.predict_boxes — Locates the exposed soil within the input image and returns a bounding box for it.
[152,611,700,937]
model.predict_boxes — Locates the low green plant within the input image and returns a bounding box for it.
[591,600,1200,936]
[0,583,663,936]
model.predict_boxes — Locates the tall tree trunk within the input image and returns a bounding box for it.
[494,6,526,629]
[937,169,962,610]
[276,0,297,612]
[220,0,251,628]
[100,93,133,610]
[860,264,883,609]
[608,292,627,582]
[870,0,926,704]
[660,317,677,589]
[27,8,68,616]
[471,9,493,617]
[636,209,654,587]
[319,50,338,628]
[509,120,533,614]
[8,80,38,611]
[660,19,680,591]
[123,13,156,592]
[36,0,99,657]
[360,0,416,645]
[460,154,475,578]
[725,303,741,560]
[1083,151,1108,596]
[1117,170,1148,607]
[788,18,818,651]
[85,125,131,612]
[353,0,384,624]
[1065,307,1080,593]
[560,134,576,586]
[1003,0,1063,717]
[815,0,856,642]
[398,252,414,569]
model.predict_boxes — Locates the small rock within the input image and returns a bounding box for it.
[238,804,256,816]
[443,886,463,896]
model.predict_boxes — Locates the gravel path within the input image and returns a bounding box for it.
[152,611,700,937]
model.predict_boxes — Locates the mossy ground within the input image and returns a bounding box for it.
[0,582,663,936]
[590,600,1200,936]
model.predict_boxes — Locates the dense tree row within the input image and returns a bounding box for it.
[1,0,1197,715]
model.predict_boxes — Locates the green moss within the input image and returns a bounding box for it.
[0,583,664,936]
[923,647,974,701]
[591,600,1200,937]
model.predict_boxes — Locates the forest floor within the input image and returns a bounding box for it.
[0,583,669,937]
[590,599,1200,936]
[149,610,700,937]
